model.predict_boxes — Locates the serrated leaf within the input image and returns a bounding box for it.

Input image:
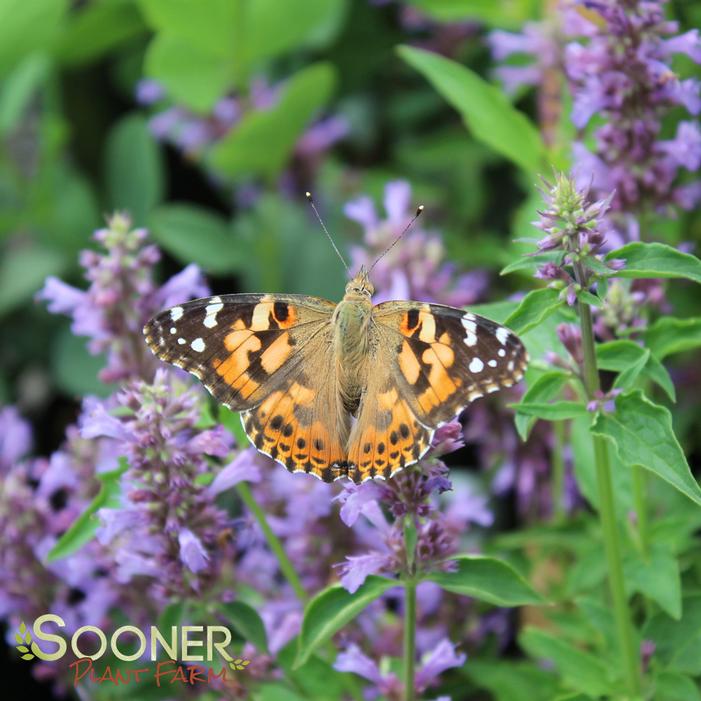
[219,601,269,654]
[45,457,129,562]
[606,242,701,284]
[504,288,564,335]
[295,576,397,668]
[591,391,701,507]
[397,45,545,173]
[424,555,544,606]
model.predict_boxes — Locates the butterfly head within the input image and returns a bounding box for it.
[345,267,375,301]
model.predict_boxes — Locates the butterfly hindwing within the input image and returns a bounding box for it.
[373,301,528,426]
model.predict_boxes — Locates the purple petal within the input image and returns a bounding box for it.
[344,196,378,231]
[334,644,385,685]
[178,528,209,572]
[338,552,392,593]
[208,448,262,496]
[415,638,467,691]
[383,180,411,225]
[156,263,209,309]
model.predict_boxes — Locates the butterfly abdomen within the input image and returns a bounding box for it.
[333,299,374,414]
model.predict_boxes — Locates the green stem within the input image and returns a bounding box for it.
[236,481,307,602]
[403,578,417,701]
[575,277,641,696]
[552,420,566,521]
[632,466,649,557]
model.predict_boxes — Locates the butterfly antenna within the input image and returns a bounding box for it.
[369,204,424,273]
[306,191,350,274]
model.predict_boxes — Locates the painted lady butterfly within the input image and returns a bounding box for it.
[143,264,527,483]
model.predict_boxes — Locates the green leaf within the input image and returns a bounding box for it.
[253,684,307,701]
[52,326,114,398]
[240,0,347,67]
[148,204,243,274]
[519,627,613,697]
[500,251,561,277]
[295,576,397,668]
[513,401,589,421]
[465,659,558,701]
[0,245,66,317]
[515,371,573,440]
[105,113,164,224]
[144,32,233,113]
[0,0,67,76]
[397,45,545,173]
[504,288,564,335]
[591,391,701,507]
[56,0,146,66]
[209,62,336,180]
[624,545,681,620]
[405,0,534,27]
[576,289,601,307]
[157,601,187,631]
[45,458,129,562]
[424,555,544,606]
[219,407,248,448]
[655,672,701,701]
[219,602,269,654]
[606,243,701,284]
[644,317,701,360]
[0,53,49,134]
[596,340,674,399]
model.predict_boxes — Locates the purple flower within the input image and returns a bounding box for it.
[345,181,487,305]
[415,638,467,692]
[0,406,32,472]
[38,213,208,383]
[565,0,701,223]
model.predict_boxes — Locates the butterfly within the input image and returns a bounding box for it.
[143,265,528,483]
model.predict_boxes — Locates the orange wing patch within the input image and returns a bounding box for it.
[348,397,432,482]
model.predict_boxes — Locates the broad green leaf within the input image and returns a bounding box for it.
[219,407,249,448]
[655,672,701,701]
[513,401,589,421]
[52,327,113,398]
[644,317,701,359]
[46,458,129,562]
[591,391,701,507]
[606,242,701,283]
[144,32,234,112]
[219,602,269,654]
[519,627,613,697]
[515,370,573,440]
[0,53,49,134]
[253,684,306,701]
[644,353,676,402]
[241,0,347,67]
[295,576,397,668]
[424,555,544,606]
[0,246,66,317]
[148,204,244,274]
[465,660,558,701]
[0,0,67,76]
[56,0,146,66]
[397,46,544,173]
[504,288,564,335]
[209,63,336,180]
[624,546,681,620]
[500,251,561,277]
[157,601,187,631]
[105,113,164,223]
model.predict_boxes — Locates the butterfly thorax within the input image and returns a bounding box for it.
[333,270,375,413]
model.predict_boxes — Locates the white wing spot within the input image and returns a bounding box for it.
[177,338,186,345]
[191,338,206,353]
[488,359,497,367]
[204,296,224,329]
[469,357,484,373]
[498,348,506,357]
[170,306,184,322]
[496,327,510,345]
[170,327,177,334]
[462,315,478,347]
[507,360,515,371]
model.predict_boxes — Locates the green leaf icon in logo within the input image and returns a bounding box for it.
[229,658,250,671]
[15,622,36,661]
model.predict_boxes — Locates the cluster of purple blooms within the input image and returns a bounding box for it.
[490,0,701,240]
